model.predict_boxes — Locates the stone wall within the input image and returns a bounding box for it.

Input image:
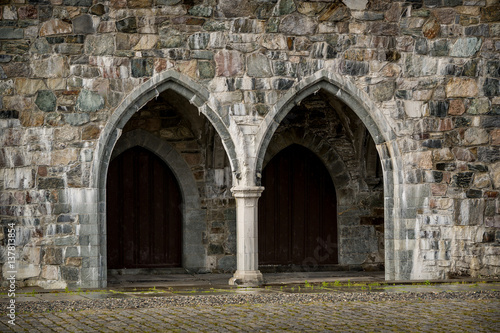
[0,0,499,288]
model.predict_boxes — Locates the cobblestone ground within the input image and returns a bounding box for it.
[1,298,499,332]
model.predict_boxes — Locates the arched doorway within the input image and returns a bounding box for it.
[107,146,182,269]
[259,144,338,268]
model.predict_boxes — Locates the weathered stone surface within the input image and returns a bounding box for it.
[84,34,115,55]
[266,17,280,33]
[1,62,30,78]
[341,60,369,76]
[279,14,317,36]
[167,49,190,60]
[232,18,264,34]
[43,247,63,265]
[465,24,489,37]
[272,78,294,90]
[66,257,82,267]
[404,54,437,77]
[55,43,83,55]
[76,90,104,112]
[218,0,259,18]
[319,3,350,22]
[132,35,158,51]
[131,58,154,77]
[63,0,92,5]
[188,33,210,50]
[0,110,19,119]
[198,61,215,79]
[448,99,465,116]
[127,0,152,8]
[15,78,48,95]
[429,101,449,117]
[483,78,499,97]
[429,39,448,56]
[367,22,398,36]
[422,17,440,39]
[2,41,30,54]
[35,90,57,112]
[446,78,478,98]
[261,35,288,50]
[275,0,296,16]
[344,0,368,10]
[116,17,137,33]
[481,116,500,129]
[467,98,489,115]
[463,128,489,146]
[492,129,500,146]
[41,265,59,280]
[247,53,272,77]
[40,19,73,36]
[157,0,181,5]
[450,37,482,57]
[217,255,235,272]
[18,5,38,19]
[452,172,474,188]
[203,21,226,31]
[472,174,490,189]
[32,56,68,78]
[188,5,212,17]
[64,113,89,126]
[480,5,500,22]
[478,147,500,163]
[157,35,184,49]
[207,244,224,255]
[297,2,326,16]
[61,266,79,281]
[51,149,78,165]
[72,14,95,34]
[215,50,243,76]
[0,80,14,96]
[486,61,500,78]
[0,27,24,39]
[370,81,395,102]
[90,4,106,16]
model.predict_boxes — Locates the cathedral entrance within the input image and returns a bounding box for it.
[258,144,338,268]
[106,146,182,269]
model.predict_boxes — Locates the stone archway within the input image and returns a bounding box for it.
[255,70,405,280]
[87,71,237,287]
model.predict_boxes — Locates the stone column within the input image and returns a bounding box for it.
[229,186,265,287]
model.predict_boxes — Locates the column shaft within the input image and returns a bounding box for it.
[229,186,264,286]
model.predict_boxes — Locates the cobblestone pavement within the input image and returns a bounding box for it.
[1,297,499,332]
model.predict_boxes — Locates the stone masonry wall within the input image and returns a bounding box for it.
[0,0,499,287]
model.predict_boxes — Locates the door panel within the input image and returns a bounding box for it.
[259,144,338,267]
[107,146,182,269]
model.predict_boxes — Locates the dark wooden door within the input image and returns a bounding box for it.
[107,146,182,269]
[259,144,338,267]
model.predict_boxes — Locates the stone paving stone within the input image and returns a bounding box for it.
[2,298,499,332]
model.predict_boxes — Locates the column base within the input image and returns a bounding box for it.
[228,270,264,287]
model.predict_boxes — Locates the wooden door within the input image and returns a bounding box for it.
[259,144,338,267]
[107,146,182,269]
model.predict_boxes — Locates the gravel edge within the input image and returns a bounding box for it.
[16,290,500,314]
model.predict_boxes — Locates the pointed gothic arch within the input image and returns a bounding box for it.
[90,71,237,286]
[255,70,406,280]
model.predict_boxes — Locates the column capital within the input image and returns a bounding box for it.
[230,186,265,198]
